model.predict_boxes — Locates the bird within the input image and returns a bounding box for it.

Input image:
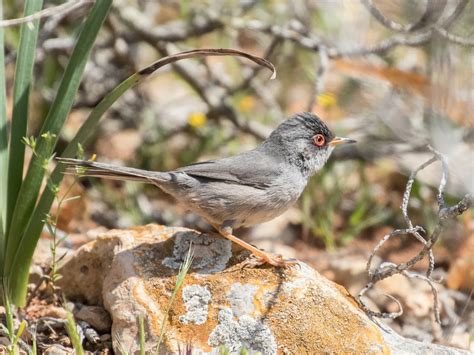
[58,112,355,267]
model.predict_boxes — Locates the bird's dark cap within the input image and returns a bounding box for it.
[276,112,335,141]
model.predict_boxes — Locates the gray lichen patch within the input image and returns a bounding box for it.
[162,231,231,273]
[228,283,257,317]
[208,308,277,355]
[179,285,212,325]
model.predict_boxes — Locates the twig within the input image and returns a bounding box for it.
[307,46,329,112]
[361,0,447,33]
[0,0,94,27]
[438,0,469,28]
[115,5,273,139]
[434,27,474,47]
[358,281,403,319]
[358,145,472,324]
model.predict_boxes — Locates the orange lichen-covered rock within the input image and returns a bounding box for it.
[58,225,467,354]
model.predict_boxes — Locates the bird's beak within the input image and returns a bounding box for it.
[329,137,357,146]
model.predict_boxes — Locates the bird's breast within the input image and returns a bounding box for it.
[232,169,308,227]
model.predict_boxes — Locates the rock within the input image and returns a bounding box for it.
[59,224,469,354]
[43,345,73,354]
[26,303,68,319]
[58,232,123,305]
[380,323,470,355]
[75,306,112,333]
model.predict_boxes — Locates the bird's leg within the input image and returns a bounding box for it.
[211,223,296,268]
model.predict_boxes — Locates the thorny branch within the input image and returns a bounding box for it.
[357,146,472,323]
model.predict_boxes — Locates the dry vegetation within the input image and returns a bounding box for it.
[0,0,473,353]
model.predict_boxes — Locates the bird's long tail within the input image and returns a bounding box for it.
[57,157,165,184]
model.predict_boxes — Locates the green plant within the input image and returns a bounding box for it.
[65,308,84,355]
[139,313,146,355]
[42,178,80,300]
[0,0,274,307]
[0,288,27,355]
[155,244,194,354]
[1,0,114,306]
[301,162,391,249]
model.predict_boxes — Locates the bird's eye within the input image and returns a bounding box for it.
[313,134,325,147]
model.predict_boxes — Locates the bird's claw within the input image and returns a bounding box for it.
[241,253,299,269]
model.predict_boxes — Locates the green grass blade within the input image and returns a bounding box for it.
[138,313,145,355]
[0,2,9,264]
[65,309,84,355]
[6,0,43,249]
[155,245,194,354]
[5,0,112,306]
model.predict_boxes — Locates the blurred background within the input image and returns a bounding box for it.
[3,0,473,350]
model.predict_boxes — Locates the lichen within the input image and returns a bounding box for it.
[162,231,232,273]
[228,283,257,317]
[179,285,212,325]
[208,308,277,355]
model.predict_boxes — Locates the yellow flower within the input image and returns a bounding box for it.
[238,95,255,113]
[187,112,207,128]
[316,92,337,109]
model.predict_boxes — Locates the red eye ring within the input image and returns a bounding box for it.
[313,134,325,147]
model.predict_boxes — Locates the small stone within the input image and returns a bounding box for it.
[100,333,112,342]
[75,306,112,333]
[27,304,68,319]
[43,345,73,355]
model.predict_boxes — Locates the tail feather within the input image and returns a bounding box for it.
[57,157,165,184]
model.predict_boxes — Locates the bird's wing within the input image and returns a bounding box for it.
[175,150,282,190]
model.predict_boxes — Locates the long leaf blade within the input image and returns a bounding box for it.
[6,0,43,247]
[0,2,8,271]
[5,0,113,306]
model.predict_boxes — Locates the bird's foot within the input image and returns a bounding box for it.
[241,252,299,269]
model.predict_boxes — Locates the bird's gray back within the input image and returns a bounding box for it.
[154,149,308,227]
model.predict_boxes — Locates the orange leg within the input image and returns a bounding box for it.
[211,224,297,268]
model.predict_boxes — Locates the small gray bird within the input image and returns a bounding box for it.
[58,112,355,267]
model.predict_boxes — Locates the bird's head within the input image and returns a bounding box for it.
[262,112,356,176]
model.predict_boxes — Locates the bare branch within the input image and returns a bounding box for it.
[307,47,329,112]
[402,270,441,323]
[114,5,222,42]
[231,18,326,52]
[0,0,94,28]
[329,31,432,57]
[439,0,470,29]
[358,146,472,325]
[402,156,437,227]
[358,281,404,319]
[361,0,447,33]
[435,27,474,47]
